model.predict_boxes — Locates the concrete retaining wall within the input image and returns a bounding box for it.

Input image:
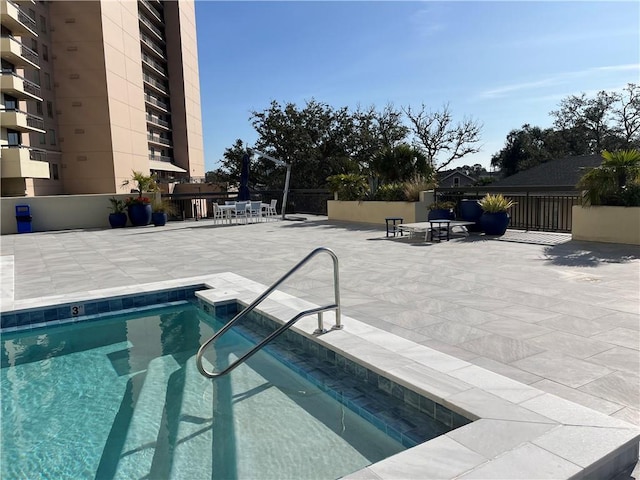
[572,205,640,245]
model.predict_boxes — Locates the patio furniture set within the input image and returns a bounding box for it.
[385,216,475,242]
[212,200,278,225]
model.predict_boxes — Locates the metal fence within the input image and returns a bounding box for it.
[162,189,332,220]
[435,186,581,233]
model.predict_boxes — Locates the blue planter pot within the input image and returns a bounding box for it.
[459,200,483,232]
[480,212,510,235]
[428,209,455,221]
[128,203,152,226]
[152,212,167,226]
[108,212,127,228]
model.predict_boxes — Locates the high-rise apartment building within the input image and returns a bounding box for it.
[1,0,204,197]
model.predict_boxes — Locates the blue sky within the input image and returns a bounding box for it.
[195,1,639,172]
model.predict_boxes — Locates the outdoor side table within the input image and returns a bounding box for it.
[385,217,404,237]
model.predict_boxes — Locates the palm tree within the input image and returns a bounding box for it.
[576,149,640,205]
[121,170,158,198]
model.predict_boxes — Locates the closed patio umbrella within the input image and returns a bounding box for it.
[238,153,251,201]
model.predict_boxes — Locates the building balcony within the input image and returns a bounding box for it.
[148,154,173,162]
[0,145,49,179]
[0,70,42,101]
[0,108,45,133]
[140,34,166,60]
[138,0,163,24]
[0,35,39,69]
[0,0,38,36]
[138,13,164,41]
[146,113,170,130]
[142,72,168,94]
[147,134,172,147]
[144,93,169,112]
[141,53,167,77]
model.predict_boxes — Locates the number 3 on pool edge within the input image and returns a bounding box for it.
[70,305,84,316]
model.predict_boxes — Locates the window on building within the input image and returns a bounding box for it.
[44,72,50,90]
[42,45,48,61]
[28,8,36,21]
[40,15,47,33]
[49,129,56,145]
[47,101,53,118]
[8,130,21,146]
[33,70,40,85]
[453,177,460,187]
[39,132,46,145]
[31,38,38,54]
[36,101,43,115]
[51,163,59,180]
[4,95,17,110]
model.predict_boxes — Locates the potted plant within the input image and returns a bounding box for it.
[427,201,456,220]
[459,199,484,231]
[479,194,516,235]
[121,171,158,226]
[151,197,176,226]
[107,197,127,228]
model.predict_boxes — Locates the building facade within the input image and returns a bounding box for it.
[1,0,204,197]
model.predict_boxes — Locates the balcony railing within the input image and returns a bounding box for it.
[144,93,169,110]
[141,34,165,57]
[139,0,163,23]
[147,134,172,146]
[0,69,42,98]
[1,35,39,64]
[1,108,45,130]
[7,0,37,31]
[146,113,169,128]
[149,154,173,162]
[138,13,163,39]
[141,53,167,76]
[142,72,168,93]
[0,144,47,162]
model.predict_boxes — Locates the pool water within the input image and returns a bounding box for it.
[1,303,405,480]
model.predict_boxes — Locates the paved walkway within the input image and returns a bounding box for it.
[2,216,639,472]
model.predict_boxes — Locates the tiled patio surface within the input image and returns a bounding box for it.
[1,215,639,475]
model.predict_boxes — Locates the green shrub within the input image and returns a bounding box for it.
[403,175,435,201]
[326,174,369,201]
[479,194,516,213]
[374,183,405,201]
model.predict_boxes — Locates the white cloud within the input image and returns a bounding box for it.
[477,64,639,100]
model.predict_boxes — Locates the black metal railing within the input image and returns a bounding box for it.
[149,154,173,162]
[7,0,37,31]
[160,189,332,221]
[1,35,39,64]
[435,186,581,233]
[144,93,169,110]
[147,133,172,146]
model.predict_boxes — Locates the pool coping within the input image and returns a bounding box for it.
[2,273,639,479]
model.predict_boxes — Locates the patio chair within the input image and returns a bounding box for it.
[211,203,225,224]
[266,199,278,220]
[249,201,263,223]
[232,201,249,224]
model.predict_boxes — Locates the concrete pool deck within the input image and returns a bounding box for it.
[1,215,639,477]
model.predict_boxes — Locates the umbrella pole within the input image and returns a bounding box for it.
[282,164,291,221]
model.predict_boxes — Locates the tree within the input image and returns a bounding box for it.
[612,83,640,147]
[577,149,640,205]
[403,103,482,171]
[491,125,557,176]
[551,90,628,153]
[250,99,358,189]
[370,143,430,184]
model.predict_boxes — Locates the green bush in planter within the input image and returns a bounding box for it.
[326,174,369,201]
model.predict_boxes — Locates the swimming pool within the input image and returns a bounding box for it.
[1,301,455,480]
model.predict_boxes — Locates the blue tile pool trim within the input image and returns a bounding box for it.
[0,285,205,331]
[200,300,471,448]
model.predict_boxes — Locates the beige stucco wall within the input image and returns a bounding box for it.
[1,194,136,234]
[572,206,640,245]
[328,200,428,225]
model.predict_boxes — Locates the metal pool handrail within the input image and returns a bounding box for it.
[196,247,342,379]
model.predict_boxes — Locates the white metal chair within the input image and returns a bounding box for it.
[266,199,278,220]
[249,201,263,223]
[233,201,248,224]
[211,203,225,224]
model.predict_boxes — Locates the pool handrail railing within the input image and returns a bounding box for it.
[196,246,341,379]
